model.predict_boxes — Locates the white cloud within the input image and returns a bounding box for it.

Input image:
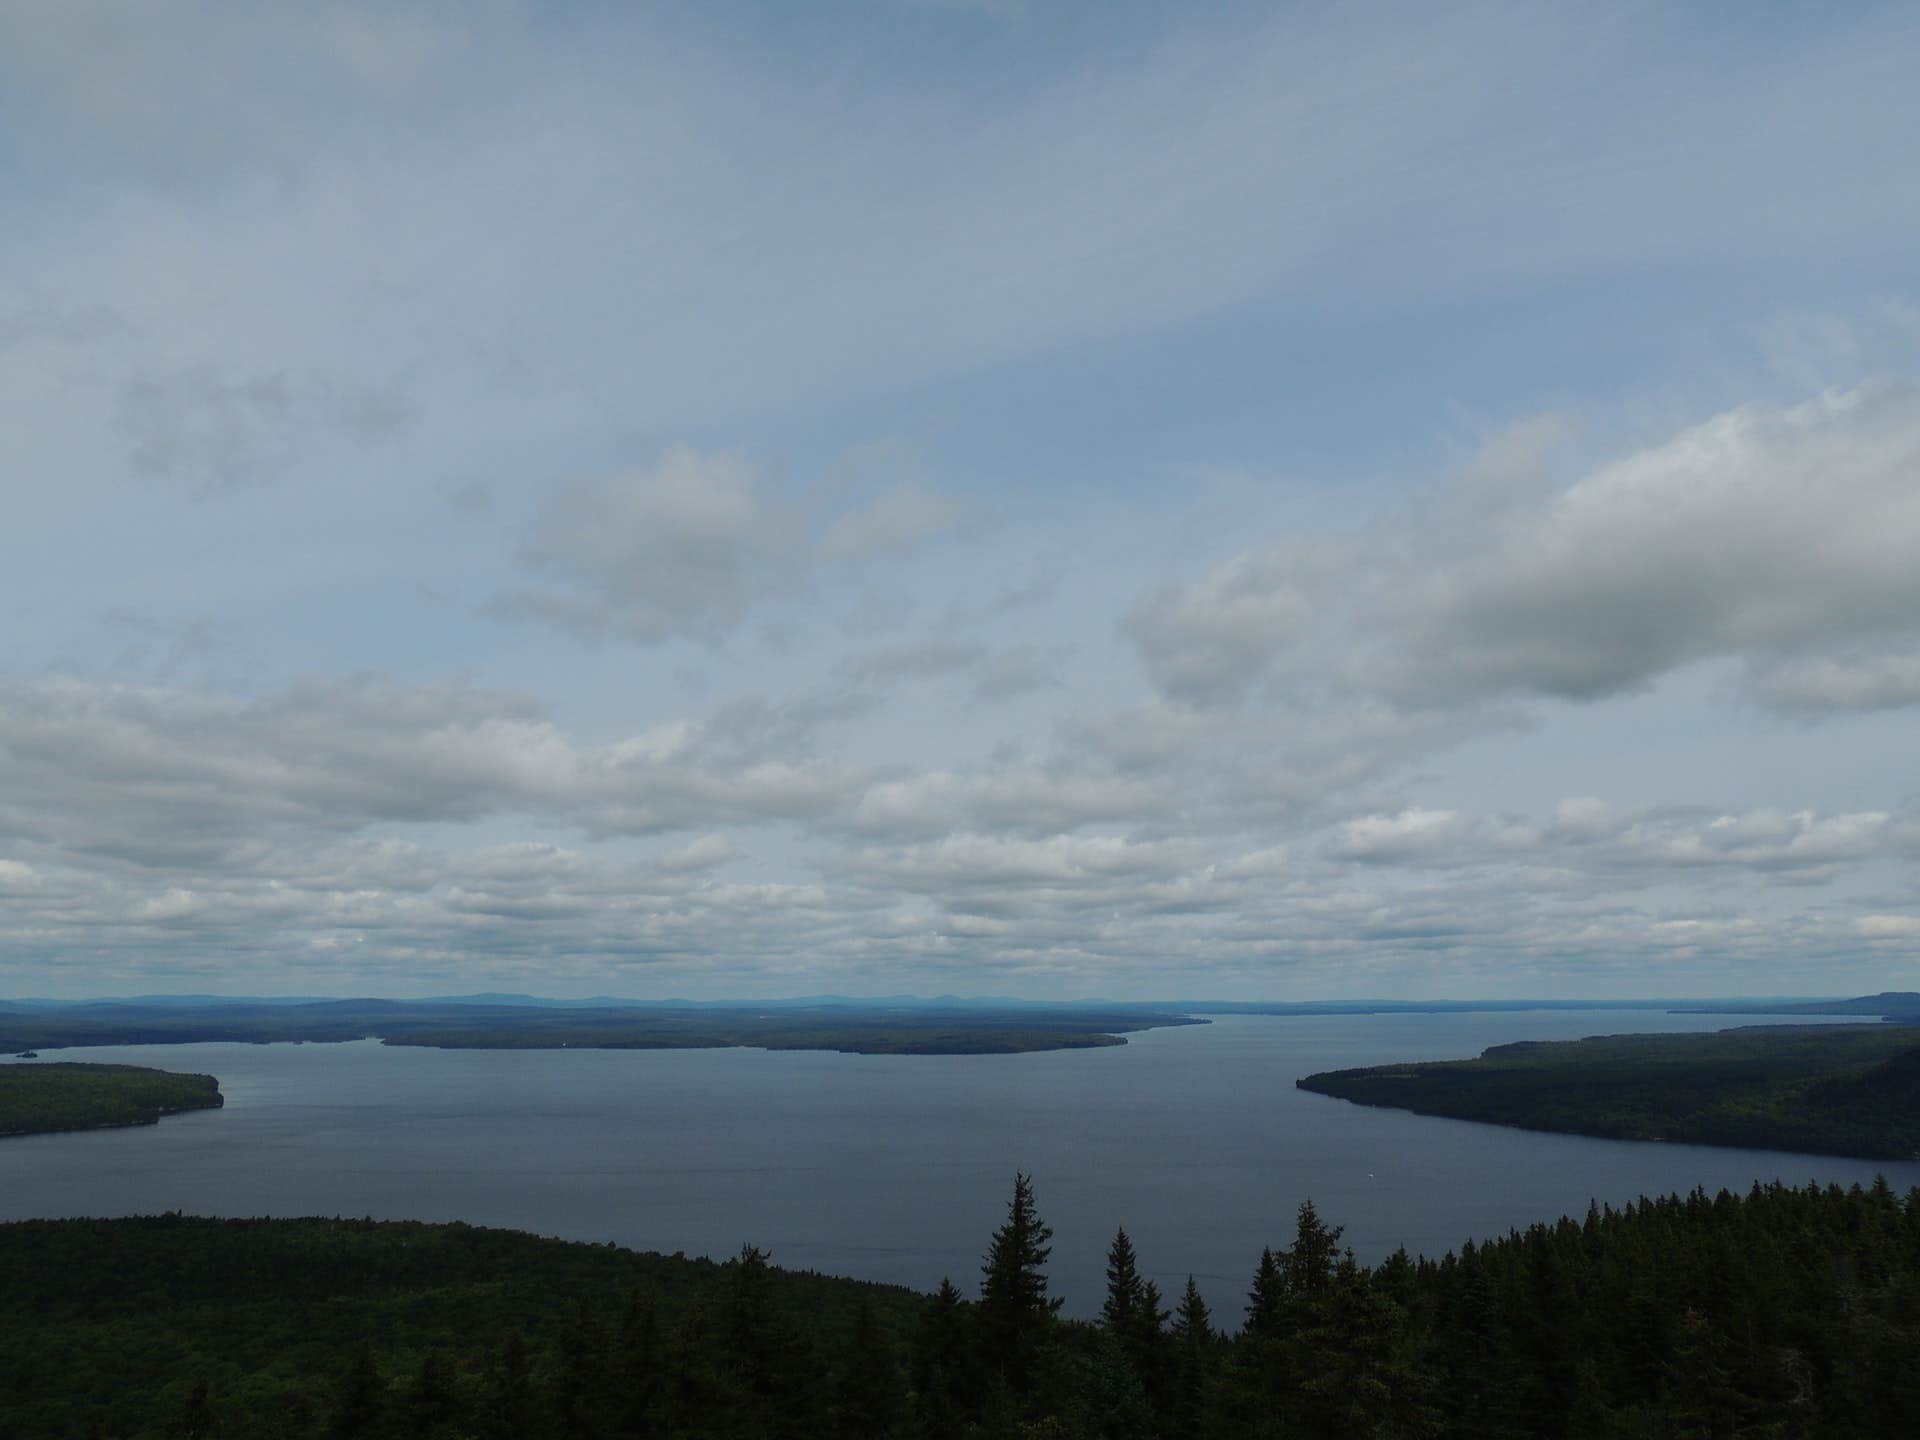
[1381,387,1920,708]
[1748,650,1920,714]
[1317,801,1920,883]
[1329,809,1480,864]
[0,677,867,866]
[1128,386,1920,716]
[1856,915,1920,942]
[1124,549,1326,705]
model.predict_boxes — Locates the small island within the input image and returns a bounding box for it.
[0,1062,224,1138]
[1297,1023,1920,1160]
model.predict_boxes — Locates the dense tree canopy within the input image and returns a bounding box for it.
[0,1062,222,1137]
[1300,1024,1920,1160]
[4,1175,1919,1436]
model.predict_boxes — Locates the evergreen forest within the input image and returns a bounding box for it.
[1298,1024,1920,1160]
[0,1063,223,1138]
[4,1173,1918,1437]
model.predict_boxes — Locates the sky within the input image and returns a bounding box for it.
[3,0,1919,1001]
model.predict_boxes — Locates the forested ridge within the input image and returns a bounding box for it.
[0,1063,222,1138]
[0,1000,1195,1056]
[4,1176,1918,1437]
[1299,1024,1920,1160]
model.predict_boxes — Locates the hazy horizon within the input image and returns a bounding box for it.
[0,988,1875,1008]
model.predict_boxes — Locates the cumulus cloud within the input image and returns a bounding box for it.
[1857,915,1920,942]
[1379,387,1920,708]
[1325,809,1521,865]
[1124,549,1327,705]
[843,768,1168,841]
[0,677,865,867]
[1322,801,1920,881]
[1748,650,1920,714]
[1128,386,1920,716]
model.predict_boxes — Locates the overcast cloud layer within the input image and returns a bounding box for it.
[4,1,1918,999]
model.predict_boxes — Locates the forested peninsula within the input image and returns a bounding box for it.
[5,1176,1918,1437]
[1298,1023,1920,1160]
[0,1062,222,1138]
[0,998,1199,1056]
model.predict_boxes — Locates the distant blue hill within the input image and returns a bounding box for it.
[5,992,1867,1013]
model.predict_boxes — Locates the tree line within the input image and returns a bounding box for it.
[1298,1024,1920,1161]
[4,1174,1918,1436]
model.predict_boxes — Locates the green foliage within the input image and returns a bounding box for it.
[0,1062,222,1137]
[0,1215,923,1439]
[1299,1023,1920,1159]
[7,1181,1920,1436]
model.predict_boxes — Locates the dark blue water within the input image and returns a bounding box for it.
[3,1011,1912,1321]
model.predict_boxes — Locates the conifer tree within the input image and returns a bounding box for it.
[1291,1252,1438,1440]
[1103,1227,1145,1334]
[913,1276,973,1435]
[1173,1276,1212,1346]
[1138,1275,1171,1397]
[1102,1232,1169,1418]
[726,1243,778,1390]
[1138,1277,1168,1338]
[1281,1199,1342,1296]
[979,1171,1061,1395]
[1246,1247,1283,1339]
[1170,1276,1214,1438]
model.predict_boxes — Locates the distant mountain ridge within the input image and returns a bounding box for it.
[5,991,1860,1012]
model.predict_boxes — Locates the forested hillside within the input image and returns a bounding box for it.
[1299,1024,1920,1160]
[4,1176,1917,1437]
[0,1063,222,1138]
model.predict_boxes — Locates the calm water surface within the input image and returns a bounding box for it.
[4,1011,1913,1320]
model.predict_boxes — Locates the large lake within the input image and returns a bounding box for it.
[4,1010,1914,1321]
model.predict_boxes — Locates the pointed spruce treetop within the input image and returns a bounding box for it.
[1102,1226,1143,1333]
[1172,1275,1212,1345]
[981,1171,1061,1323]
[1246,1246,1283,1338]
